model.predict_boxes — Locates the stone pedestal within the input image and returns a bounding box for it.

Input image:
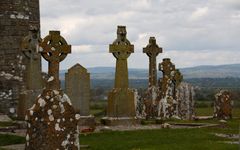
[108,88,136,117]
[78,116,96,127]
[101,117,140,126]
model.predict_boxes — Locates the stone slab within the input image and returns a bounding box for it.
[101,117,140,126]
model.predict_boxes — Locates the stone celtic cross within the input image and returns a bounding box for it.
[109,26,134,88]
[143,37,162,87]
[39,31,71,90]
[21,26,42,90]
[21,26,42,60]
[159,58,175,78]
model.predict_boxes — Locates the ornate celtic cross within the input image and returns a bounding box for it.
[39,31,71,90]
[143,37,162,87]
[109,26,134,88]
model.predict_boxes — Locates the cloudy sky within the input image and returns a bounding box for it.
[40,0,240,71]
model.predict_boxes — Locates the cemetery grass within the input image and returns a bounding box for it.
[80,119,239,150]
[0,107,239,149]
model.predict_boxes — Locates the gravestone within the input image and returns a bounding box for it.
[176,82,195,120]
[102,26,137,125]
[213,90,233,119]
[65,63,90,115]
[25,31,80,150]
[65,64,95,126]
[143,37,162,119]
[158,58,177,119]
[17,26,43,119]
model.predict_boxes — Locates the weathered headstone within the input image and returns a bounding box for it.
[17,26,43,119]
[102,26,137,125]
[25,31,80,149]
[143,37,162,119]
[158,58,177,119]
[176,82,195,120]
[213,90,233,119]
[65,64,95,126]
[65,63,90,115]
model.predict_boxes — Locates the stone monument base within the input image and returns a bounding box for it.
[101,117,140,126]
[78,115,96,126]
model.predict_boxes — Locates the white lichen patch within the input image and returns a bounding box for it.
[55,123,61,131]
[75,114,80,120]
[38,98,46,107]
[49,115,54,121]
[61,94,72,105]
[47,76,54,82]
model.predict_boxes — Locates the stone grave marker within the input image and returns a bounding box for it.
[102,26,137,125]
[143,37,162,119]
[213,90,233,119]
[25,31,80,150]
[176,82,195,120]
[65,63,90,115]
[158,58,177,119]
[17,26,43,119]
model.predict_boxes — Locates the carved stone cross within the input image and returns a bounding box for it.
[109,26,134,88]
[39,31,71,90]
[143,37,162,87]
[159,58,175,78]
[21,26,43,90]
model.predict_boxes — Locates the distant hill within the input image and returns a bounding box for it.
[60,64,240,80]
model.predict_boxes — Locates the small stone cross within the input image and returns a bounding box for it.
[39,31,71,90]
[159,58,175,77]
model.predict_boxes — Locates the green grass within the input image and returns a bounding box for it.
[0,107,239,149]
[80,125,239,150]
[0,134,25,146]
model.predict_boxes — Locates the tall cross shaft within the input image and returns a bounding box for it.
[109,26,134,88]
[39,31,71,90]
[143,37,162,87]
[21,27,42,90]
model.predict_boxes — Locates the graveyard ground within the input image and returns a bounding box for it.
[0,104,239,150]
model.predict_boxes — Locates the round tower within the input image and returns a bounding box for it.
[0,0,40,115]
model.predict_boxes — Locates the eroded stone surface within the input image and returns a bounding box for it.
[25,90,80,150]
[176,82,195,120]
[158,58,177,119]
[213,90,233,119]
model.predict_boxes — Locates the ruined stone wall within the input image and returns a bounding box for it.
[0,0,40,115]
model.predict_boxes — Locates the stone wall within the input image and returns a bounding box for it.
[0,0,40,115]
